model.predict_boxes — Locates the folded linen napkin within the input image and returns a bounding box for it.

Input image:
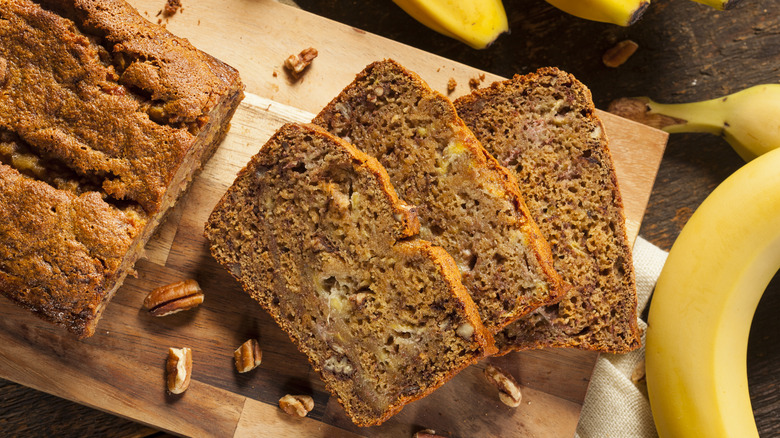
[575,236,668,438]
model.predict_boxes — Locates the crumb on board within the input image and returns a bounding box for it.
[162,0,182,18]
[284,47,319,80]
[447,78,457,94]
[468,73,486,90]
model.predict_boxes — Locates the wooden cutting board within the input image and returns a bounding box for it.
[0,1,668,436]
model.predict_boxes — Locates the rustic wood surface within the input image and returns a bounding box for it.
[1,0,777,436]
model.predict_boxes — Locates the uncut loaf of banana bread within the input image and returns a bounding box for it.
[205,123,495,426]
[313,59,567,334]
[0,0,244,338]
[454,68,641,353]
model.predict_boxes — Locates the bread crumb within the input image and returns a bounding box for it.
[284,47,318,80]
[469,73,486,90]
[603,40,639,68]
[162,0,182,18]
[447,78,457,94]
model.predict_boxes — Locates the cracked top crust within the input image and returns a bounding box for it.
[0,0,243,337]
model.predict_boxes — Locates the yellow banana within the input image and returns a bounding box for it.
[392,0,509,49]
[689,0,743,10]
[544,0,650,26]
[609,84,780,161]
[645,146,780,438]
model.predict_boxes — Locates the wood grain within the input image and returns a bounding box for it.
[0,1,667,436]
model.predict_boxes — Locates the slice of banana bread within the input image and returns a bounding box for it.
[205,123,496,426]
[0,0,243,337]
[454,68,641,354]
[312,60,567,334]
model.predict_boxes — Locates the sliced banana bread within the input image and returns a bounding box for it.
[312,60,566,333]
[205,123,496,426]
[454,68,641,354]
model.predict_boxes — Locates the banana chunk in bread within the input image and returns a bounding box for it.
[205,123,495,426]
[313,60,567,333]
[455,67,641,353]
[0,0,243,337]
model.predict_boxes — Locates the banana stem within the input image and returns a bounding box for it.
[608,96,726,135]
[645,98,727,135]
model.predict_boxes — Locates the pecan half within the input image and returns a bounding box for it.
[414,429,447,438]
[279,394,314,417]
[484,364,522,407]
[284,47,318,79]
[166,347,192,394]
[143,279,204,316]
[234,339,263,373]
[603,40,639,68]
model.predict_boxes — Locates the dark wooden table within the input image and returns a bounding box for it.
[1,0,778,436]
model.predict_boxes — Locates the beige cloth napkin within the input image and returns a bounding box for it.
[575,236,668,438]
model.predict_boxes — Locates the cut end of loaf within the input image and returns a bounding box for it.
[313,59,567,333]
[205,122,494,425]
[455,67,641,354]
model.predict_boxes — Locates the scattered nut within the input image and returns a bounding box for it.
[166,347,192,394]
[279,394,314,417]
[603,40,639,68]
[143,279,204,316]
[234,339,263,373]
[284,47,318,79]
[446,78,457,94]
[484,364,522,407]
[414,429,447,438]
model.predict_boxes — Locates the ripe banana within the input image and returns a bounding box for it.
[645,146,780,438]
[608,84,780,161]
[689,0,743,10]
[392,0,509,49]
[544,0,650,26]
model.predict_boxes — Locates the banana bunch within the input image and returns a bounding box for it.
[544,0,739,26]
[609,84,780,161]
[392,0,509,49]
[645,146,780,438]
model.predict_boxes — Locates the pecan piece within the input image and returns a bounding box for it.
[143,279,204,316]
[166,347,192,394]
[234,339,263,373]
[603,40,639,68]
[484,364,522,407]
[284,47,318,79]
[414,429,448,438]
[279,394,314,417]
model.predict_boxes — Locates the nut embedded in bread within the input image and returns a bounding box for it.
[454,67,641,354]
[313,59,567,334]
[204,123,496,426]
[0,0,244,337]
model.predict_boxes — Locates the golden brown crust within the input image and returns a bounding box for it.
[313,59,567,333]
[205,122,494,426]
[455,67,641,354]
[0,0,244,337]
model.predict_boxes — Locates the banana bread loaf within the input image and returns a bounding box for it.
[454,68,641,353]
[205,123,495,426]
[312,60,567,333]
[0,0,244,337]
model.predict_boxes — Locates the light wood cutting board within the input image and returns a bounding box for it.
[0,1,668,437]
